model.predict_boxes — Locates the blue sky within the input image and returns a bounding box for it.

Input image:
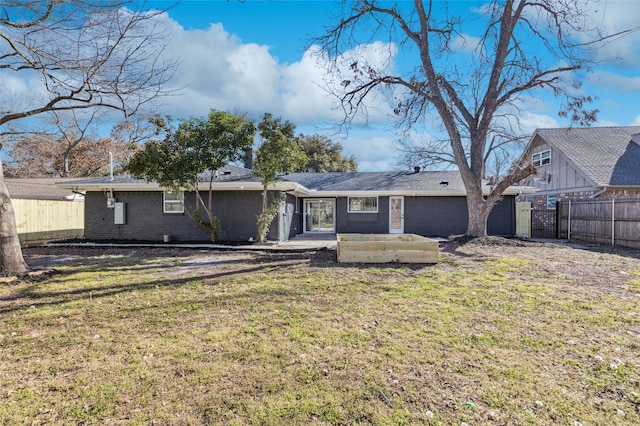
[147,0,640,171]
[5,0,640,171]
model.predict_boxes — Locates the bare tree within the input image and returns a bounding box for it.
[51,110,102,177]
[5,114,154,178]
[110,117,157,166]
[0,0,178,274]
[319,0,628,237]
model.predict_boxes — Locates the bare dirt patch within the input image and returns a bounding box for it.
[21,238,640,294]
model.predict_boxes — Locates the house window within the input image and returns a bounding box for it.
[532,149,551,167]
[348,196,378,213]
[163,191,184,213]
[547,194,557,210]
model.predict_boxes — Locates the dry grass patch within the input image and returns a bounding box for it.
[1,242,639,424]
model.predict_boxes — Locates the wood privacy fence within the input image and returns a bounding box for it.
[12,199,84,242]
[558,199,640,248]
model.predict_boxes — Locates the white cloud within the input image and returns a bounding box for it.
[280,46,346,124]
[153,13,400,127]
[313,41,400,125]
[513,111,559,133]
[158,18,282,117]
[331,130,401,172]
[451,34,482,54]
[588,70,640,92]
[578,0,640,68]
[631,116,640,126]
[594,118,622,127]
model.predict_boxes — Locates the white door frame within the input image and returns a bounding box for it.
[389,196,404,234]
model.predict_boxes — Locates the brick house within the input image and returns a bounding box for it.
[516,126,640,209]
[513,126,640,238]
[58,167,533,242]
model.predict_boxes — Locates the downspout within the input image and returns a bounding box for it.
[589,186,607,198]
[567,200,571,241]
[611,198,615,246]
[109,152,114,182]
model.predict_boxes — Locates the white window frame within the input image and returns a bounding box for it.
[546,194,557,210]
[163,191,184,213]
[532,149,551,167]
[348,196,378,213]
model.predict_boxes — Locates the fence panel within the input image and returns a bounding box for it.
[531,207,557,239]
[12,199,84,242]
[558,199,640,249]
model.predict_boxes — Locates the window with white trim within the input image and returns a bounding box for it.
[546,194,557,210]
[348,196,378,213]
[163,191,184,213]
[532,149,551,167]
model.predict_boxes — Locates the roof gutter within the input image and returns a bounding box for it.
[590,186,608,198]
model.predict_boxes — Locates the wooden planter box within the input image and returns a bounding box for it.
[337,233,439,264]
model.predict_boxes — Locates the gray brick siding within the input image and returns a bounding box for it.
[333,195,515,237]
[85,191,517,241]
[84,190,284,242]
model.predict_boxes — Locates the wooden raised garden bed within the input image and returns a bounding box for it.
[337,233,439,264]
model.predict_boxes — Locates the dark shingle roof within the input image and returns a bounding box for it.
[58,167,526,195]
[283,170,465,192]
[535,126,640,187]
[57,165,260,187]
[209,165,261,183]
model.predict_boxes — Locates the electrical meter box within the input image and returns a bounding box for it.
[114,202,126,225]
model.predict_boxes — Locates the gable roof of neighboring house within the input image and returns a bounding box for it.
[57,166,533,197]
[530,126,640,187]
[5,178,85,201]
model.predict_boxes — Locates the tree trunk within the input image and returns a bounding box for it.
[257,185,269,243]
[0,162,29,275]
[466,199,491,237]
[465,183,492,238]
[262,184,268,215]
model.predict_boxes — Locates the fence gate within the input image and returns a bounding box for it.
[515,201,531,238]
[531,207,557,239]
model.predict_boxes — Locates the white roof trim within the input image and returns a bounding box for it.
[58,179,535,196]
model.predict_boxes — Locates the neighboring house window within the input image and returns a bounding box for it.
[547,194,557,210]
[532,149,551,167]
[163,191,184,213]
[348,196,378,213]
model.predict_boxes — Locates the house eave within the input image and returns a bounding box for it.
[57,181,159,191]
[57,180,311,194]
[598,184,640,189]
[302,186,535,198]
[57,179,534,197]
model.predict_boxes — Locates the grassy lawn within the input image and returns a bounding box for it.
[1,242,639,425]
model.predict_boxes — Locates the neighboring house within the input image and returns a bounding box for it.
[5,178,85,242]
[6,178,85,201]
[57,166,533,242]
[516,126,640,210]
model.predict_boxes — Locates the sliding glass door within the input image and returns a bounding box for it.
[304,199,335,233]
